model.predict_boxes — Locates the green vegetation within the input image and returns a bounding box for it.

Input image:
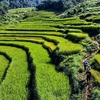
[66,32,88,42]
[63,0,100,17]
[44,36,82,55]
[0,46,30,100]
[8,8,34,13]
[58,54,83,100]
[91,69,100,84]
[0,54,10,83]
[0,41,70,100]
[0,5,100,100]
[94,53,100,65]
[0,37,57,52]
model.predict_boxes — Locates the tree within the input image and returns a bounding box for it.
[0,2,8,14]
[36,0,64,11]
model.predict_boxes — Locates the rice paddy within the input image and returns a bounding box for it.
[0,7,99,100]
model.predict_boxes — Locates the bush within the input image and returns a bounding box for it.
[58,54,83,95]
[91,88,100,100]
[78,68,83,73]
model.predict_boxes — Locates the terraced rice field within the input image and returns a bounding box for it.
[0,8,100,100]
[0,9,75,100]
[94,53,100,65]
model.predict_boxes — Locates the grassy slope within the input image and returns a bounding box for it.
[45,36,82,54]
[0,37,57,51]
[1,7,100,99]
[0,46,30,100]
[91,69,100,84]
[0,55,9,83]
[0,41,70,100]
[94,53,100,65]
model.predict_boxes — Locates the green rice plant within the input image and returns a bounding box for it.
[44,36,82,55]
[91,69,100,84]
[65,28,82,33]
[66,32,88,42]
[94,53,100,65]
[0,45,30,100]
[0,32,82,54]
[20,21,61,26]
[8,8,34,13]
[93,16,100,23]
[0,37,57,52]
[0,30,65,36]
[64,19,92,25]
[85,14,100,22]
[0,54,10,83]
[0,41,70,100]
[23,11,56,22]
[44,16,78,21]
[65,24,100,31]
[65,24,100,36]
[0,24,57,31]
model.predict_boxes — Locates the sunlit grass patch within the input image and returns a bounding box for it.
[0,54,10,83]
[0,41,70,100]
[44,36,82,55]
[91,69,100,84]
[0,37,57,51]
[94,53,100,65]
[0,24,57,31]
[0,46,30,100]
[66,28,82,33]
[8,8,34,13]
[64,19,92,25]
[67,32,88,40]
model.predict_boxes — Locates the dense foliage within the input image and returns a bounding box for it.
[0,0,100,99]
[0,2,8,14]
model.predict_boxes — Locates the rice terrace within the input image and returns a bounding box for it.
[0,0,100,100]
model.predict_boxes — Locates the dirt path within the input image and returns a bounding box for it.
[82,41,100,100]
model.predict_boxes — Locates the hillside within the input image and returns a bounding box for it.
[0,0,85,10]
[0,7,99,100]
[0,0,100,13]
[0,0,100,100]
[63,0,100,17]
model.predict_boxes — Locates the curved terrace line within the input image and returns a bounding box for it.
[0,43,39,100]
[0,52,11,84]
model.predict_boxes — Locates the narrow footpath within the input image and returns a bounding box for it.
[83,41,100,100]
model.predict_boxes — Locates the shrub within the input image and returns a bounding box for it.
[58,54,83,95]
[78,68,84,73]
[91,88,100,100]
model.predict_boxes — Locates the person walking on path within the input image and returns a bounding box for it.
[83,58,88,71]
[85,70,91,84]
[86,65,91,72]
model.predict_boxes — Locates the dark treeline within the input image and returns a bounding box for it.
[0,2,8,14]
[36,0,64,11]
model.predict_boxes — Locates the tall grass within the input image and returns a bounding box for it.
[91,69,100,84]
[66,32,88,42]
[0,54,10,83]
[44,36,82,55]
[0,46,30,100]
[94,53,100,65]
[0,37,57,52]
[0,41,70,100]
